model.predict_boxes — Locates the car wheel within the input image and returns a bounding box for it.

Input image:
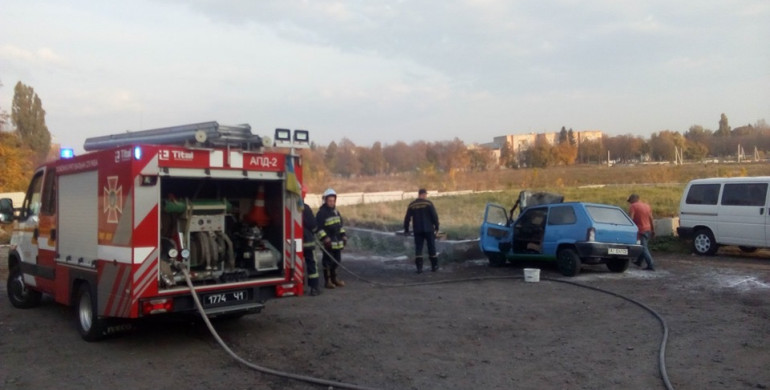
[76,283,106,342]
[606,258,629,273]
[692,229,718,256]
[486,253,506,267]
[7,265,42,309]
[557,248,581,277]
[739,246,758,253]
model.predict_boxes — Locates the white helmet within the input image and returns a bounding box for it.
[322,188,337,200]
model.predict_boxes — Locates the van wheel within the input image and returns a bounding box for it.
[606,258,629,273]
[739,246,758,253]
[557,248,581,277]
[7,266,42,308]
[76,283,107,342]
[692,229,718,256]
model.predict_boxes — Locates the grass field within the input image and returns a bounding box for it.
[332,162,770,241]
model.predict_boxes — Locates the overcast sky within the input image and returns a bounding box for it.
[1,0,768,152]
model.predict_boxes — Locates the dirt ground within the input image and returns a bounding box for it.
[1,247,770,390]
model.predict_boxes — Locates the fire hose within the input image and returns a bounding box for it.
[179,239,674,390]
[316,240,675,390]
[179,263,378,390]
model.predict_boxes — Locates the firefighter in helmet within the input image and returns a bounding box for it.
[301,186,322,296]
[315,188,347,288]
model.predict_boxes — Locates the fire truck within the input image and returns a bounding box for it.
[1,122,310,341]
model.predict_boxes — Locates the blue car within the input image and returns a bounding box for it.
[479,192,643,276]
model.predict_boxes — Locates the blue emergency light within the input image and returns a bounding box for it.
[60,148,75,159]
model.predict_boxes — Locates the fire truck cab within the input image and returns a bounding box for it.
[2,122,310,341]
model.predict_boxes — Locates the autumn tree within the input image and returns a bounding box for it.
[498,140,517,168]
[558,127,568,144]
[0,81,34,191]
[684,140,709,161]
[524,138,555,168]
[605,135,644,163]
[299,143,330,191]
[359,141,387,175]
[12,81,51,163]
[578,138,604,164]
[324,141,338,173]
[333,138,361,177]
[382,141,413,173]
[431,138,468,173]
[553,143,578,165]
[684,125,711,144]
[468,148,495,171]
[567,128,576,146]
[648,130,684,161]
[0,80,9,131]
[0,131,34,191]
[554,127,578,165]
[716,113,731,137]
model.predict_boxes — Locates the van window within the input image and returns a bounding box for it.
[686,184,720,205]
[721,183,768,206]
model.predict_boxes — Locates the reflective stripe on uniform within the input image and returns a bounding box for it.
[324,216,342,226]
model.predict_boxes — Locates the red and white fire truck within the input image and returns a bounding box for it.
[1,122,310,341]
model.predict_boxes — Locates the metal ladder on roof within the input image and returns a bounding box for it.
[83,121,269,151]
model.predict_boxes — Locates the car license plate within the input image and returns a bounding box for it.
[608,247,628,255]
[203,290,247,307]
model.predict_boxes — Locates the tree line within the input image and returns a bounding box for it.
[300,115,769,183]
[1,80,767,192]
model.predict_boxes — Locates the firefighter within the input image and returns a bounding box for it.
[403,188,440,273]
[316,188,347,288]
[302,186,322,296]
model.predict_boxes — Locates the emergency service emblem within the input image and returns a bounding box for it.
[104,175,123,224]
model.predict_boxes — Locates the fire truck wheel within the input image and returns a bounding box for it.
[7,266,42,309]
[76,283,106,342]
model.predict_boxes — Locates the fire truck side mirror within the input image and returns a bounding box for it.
[0,198,14,223]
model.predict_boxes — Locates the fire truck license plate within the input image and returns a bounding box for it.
[204,290,247,307]
[608,248,628,255]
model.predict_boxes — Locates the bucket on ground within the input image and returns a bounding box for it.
[524,268,540,282]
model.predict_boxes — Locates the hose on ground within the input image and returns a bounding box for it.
[318,241,674,390]
[179,264,378,390]
[180,236,674,390]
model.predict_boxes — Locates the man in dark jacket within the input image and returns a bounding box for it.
[316,188,347,288]
[302,187,321,296]
[403,188,440,273]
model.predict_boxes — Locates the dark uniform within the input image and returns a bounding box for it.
[404,190,440,273]
[302,204,321,295]
[316,198,347,288]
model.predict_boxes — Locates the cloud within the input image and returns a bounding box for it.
[0,45,65,66]
[736,1,770,17]
[1,0,767,150]
[663,56,713,72]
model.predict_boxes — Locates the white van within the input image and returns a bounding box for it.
[677,176,770,255]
